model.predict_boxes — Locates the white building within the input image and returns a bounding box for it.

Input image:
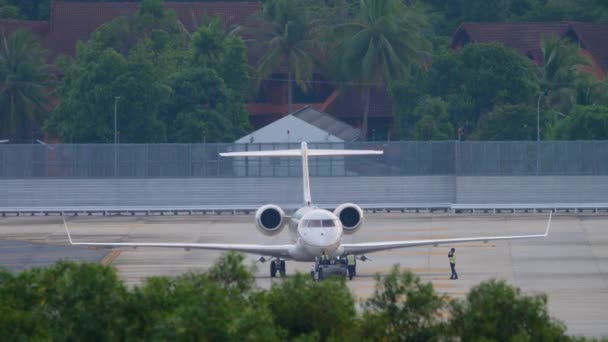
[232,107,360,176]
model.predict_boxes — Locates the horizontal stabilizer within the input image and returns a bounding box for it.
[220,149,383,157]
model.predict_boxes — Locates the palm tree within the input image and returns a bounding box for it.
[538,35,590,113]
[335,0,429,138]
[255,0,318,114]
[0,29,51,142]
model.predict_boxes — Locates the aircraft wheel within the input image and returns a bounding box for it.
[279,260,286,277]
[270,261,277,278]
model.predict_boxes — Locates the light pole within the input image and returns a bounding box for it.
[536,92,543,141]
[114,96,120,144]
[536,92,543,175]
[114,96,120,177]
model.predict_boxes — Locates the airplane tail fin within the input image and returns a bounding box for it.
[220,142,383,206]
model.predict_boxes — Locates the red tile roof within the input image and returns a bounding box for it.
[0,20,49,39]
[569,22,608,77]
[327,87,393,120]
[450,22,608,76]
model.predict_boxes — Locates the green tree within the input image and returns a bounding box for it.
[361,266,446,341]
[124,252,281,341]
[538,35,590,114]
[127,272,280,341]
[448,279,570,341]
[0,0,21,19]
[458,43,539,120]
[0,262,128,341]
[206,251,256,293]
[411,97,454,140]
[264,273,358,340]
[518,0,607,22]
[47,45,169,143]
[473,104,540,140]
[336,0,429,139]
[1,256,590,341]
[550,105,608,140]
[255,0,318,113]
[46,0,250,143]
[575,73,608,106]
[187,18,251,140]
[2,0,50,20]
[86,0,188,60]
[0,29,52,142]
[162,19,251,143]
[393,43,539,140]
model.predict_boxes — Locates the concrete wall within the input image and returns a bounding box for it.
[456,176,608,204]
[2,176,607,209]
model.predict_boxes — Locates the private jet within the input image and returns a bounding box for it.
[65,142,551,278]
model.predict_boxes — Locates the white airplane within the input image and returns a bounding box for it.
[0,139,8,143]
[65,142,552,278]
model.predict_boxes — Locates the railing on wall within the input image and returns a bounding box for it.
[1,141,607,179]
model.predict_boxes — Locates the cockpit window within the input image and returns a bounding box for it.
[322,219,337,227]
[302,219,339,227]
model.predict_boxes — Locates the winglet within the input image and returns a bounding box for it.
[63,214,74,245]
[543,212,552,237]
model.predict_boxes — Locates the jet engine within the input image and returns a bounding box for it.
[334,203,363,234]
[255,204,286,236]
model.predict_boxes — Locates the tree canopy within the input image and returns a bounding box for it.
[333,0,430,138]
[392,42,540,140]
[2,0,608,141]
[0,29,52,143]
[0,253,585,341]
[45,0,250,143]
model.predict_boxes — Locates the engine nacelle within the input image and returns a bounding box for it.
[334,203,363,234]
[255,204,286,236]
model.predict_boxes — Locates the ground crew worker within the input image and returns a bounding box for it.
[321,251,329,265]
[448,248,458,279]
[346,254,356,280]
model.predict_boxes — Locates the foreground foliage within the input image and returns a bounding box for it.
[0,252,591,341]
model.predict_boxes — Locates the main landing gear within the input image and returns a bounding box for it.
[270,259,286,278]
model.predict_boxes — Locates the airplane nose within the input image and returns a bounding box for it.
[302,228,340,247]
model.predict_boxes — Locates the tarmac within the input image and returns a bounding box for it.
[0,213,607,338]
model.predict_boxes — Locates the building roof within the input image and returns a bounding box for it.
[450,22,608,77]
[292,106,360,142]
[327,87,393,120]
[569,22,608,77]
[0,20,49,39]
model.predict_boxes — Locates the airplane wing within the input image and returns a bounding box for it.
[63,217,293,259]
[342,213,552,255]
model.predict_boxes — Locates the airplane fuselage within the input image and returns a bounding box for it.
[286,207,344,261]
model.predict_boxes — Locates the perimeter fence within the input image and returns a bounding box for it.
[1,141,607,179]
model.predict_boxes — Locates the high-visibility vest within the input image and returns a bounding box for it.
[347,254,356,265]
[449,254,456,264]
